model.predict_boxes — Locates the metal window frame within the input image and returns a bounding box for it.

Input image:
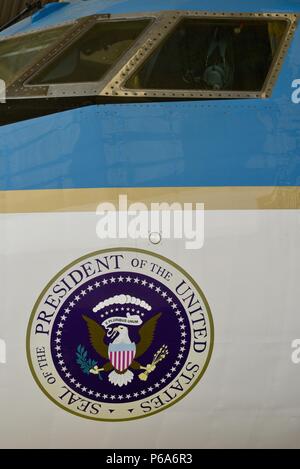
[0,17,87,94]
[101,11,298,100]
[0,19,78,89]
[2,10,298,100]
[5,13,158,99]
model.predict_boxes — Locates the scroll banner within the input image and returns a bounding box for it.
[102,313,143,336]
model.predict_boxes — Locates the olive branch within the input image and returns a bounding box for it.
[76,345,103,380]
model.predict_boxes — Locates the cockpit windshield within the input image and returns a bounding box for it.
[126,18,288,92]
[0,11,295,111]
[28,20,150,85]
[0,26,70,85]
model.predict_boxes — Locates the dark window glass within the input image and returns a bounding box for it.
[0,27,69,84]
[29,20,150,85]
[126,19,287,92]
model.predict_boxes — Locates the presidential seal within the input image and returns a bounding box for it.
[27,248,214,421]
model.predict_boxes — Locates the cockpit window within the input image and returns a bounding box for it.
[28,20,150,85]
[0,26,69,85]
[125,18,288,92]
[0,12,295,106]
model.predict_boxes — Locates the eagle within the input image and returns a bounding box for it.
[82,313,161,387]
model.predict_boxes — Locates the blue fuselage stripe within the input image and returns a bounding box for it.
[1,99,299,191]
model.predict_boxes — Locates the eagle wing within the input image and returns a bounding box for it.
[135,313,162,359]
[82,315,108,359]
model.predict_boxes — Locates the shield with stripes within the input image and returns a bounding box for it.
[108,342,136,372]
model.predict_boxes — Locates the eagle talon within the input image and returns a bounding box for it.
[138,363,157,380]
[140,364,156,372]
[89,365,104,375]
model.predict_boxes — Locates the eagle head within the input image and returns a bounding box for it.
[111,325,131,344]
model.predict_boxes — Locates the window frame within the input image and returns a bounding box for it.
[0,16,85,96]
[4,13,157,99]
[102,11,298,100]
[0,23,74,88]
[1,10,298,100]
